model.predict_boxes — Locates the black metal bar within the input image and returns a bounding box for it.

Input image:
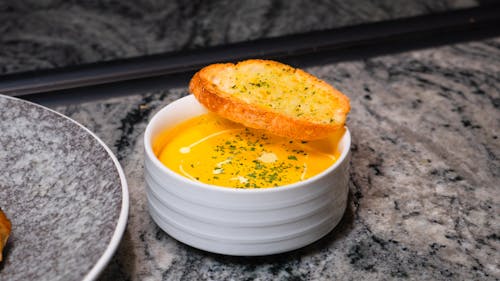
[2,4,500,97]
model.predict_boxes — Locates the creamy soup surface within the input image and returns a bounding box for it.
[154,113,343,188]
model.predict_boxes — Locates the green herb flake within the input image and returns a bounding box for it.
[268,173,278,182]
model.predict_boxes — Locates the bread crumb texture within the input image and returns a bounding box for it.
[189,59,350,140]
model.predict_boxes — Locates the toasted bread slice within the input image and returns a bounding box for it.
[0,208,11,262]
[189,59,350,140]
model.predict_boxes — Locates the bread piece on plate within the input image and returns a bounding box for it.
[0,208,11,262]
[189,59,350,140]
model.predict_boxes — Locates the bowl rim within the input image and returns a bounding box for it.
[144,95,351,194]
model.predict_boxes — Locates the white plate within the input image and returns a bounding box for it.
[0,95,128,281]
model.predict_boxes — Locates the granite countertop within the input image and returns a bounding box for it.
[0,0,479,75]
[41,36,499,280]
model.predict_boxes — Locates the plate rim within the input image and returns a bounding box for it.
[0,95,129,281]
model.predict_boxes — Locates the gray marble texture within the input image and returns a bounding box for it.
[0,96,124,281]
[0,0,478,75]
[42,36,500,280]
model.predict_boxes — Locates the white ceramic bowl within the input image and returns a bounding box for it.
[144,95,350,256]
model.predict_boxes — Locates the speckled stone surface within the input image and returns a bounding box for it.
[43,36,500,280]
[0,0,478,74]
[0,96,124,281]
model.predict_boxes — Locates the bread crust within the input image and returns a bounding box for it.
[0,208,11,262]
[189,59,350,140]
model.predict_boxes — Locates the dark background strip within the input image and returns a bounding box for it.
[1,4,500,100]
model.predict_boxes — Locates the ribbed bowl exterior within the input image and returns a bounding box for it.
[144,95,350,256]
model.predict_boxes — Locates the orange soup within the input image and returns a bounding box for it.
[153,113,344,188]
